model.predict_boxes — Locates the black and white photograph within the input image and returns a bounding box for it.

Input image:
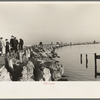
[0,1,100,82]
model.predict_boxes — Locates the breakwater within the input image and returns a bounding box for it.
[0,44,67,81]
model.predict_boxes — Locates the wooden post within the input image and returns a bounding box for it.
[86,54,88,68]
[94,53,97,78]
[80,54,82,64]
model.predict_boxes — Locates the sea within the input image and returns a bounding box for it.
[56,44,100,81]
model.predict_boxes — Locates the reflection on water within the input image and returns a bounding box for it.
[56,44,100,81]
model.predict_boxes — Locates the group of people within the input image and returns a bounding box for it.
[0,35,24,56]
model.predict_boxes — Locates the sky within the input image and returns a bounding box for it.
[0,2,100,45]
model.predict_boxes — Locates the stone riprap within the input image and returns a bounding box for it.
[0,44,66,81]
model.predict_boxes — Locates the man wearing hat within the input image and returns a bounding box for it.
[5,39,10,55]
[14,37,18,53]
[10,35,15,52]
[19,38,24,50]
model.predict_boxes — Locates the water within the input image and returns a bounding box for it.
[56,44,100,81]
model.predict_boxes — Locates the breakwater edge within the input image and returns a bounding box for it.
[0,42,68,81]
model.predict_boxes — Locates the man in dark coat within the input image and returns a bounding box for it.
[5,39,10,55]
[14,37,18,53]
[19,38,24,50]
[10,35,15,52]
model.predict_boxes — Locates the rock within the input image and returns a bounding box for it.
[40,52,48,58]
[5,57,14,73]
[0,66,11,81]
[2,44,65,81]
[8,58,14,69]
[20,61,35,81]
[25,49,30,59]
[27,61,35,79]
[11,64,23,81]
[30,58,40,68]
[5,56,24,81]
[34,67,43,81]
[20,66,28,81]
[22,55,28,64]
[18,51,24,63]
[52,71,62,81]
[43,67,51,81]
[60,65,64,75]
[47,64,63,81]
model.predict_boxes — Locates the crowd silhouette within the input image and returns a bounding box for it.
[0,35,24,56]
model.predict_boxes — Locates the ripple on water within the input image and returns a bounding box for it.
[56,44,100,81]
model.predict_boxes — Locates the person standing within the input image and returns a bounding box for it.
[10,36,15,52]
[14,37,18,52]
[0,37,3,55]
[19,38,24,50]
[5,39,10,55]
